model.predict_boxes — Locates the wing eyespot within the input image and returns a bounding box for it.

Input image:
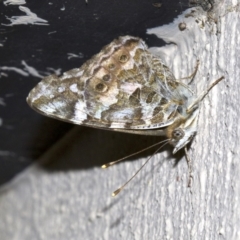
[119,54,129,63]
[102,74,111,81]
[108,63,115,70]
[95,83,108,92]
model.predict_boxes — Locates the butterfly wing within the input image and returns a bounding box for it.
[27,36,193,131]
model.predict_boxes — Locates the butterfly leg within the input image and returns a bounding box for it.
[177,60,200,84]
[184,147,193,187]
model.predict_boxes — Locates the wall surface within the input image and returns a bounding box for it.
[0,1,239,239]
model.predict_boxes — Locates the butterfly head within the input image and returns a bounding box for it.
[165,109,199,154]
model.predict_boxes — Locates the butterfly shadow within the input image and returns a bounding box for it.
[38,126,172,172]
[35,123,188,219]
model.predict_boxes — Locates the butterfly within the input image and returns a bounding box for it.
[27,35,223,195]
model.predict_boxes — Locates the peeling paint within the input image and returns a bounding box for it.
[3,0,26,5]
[48,31,57,35]
[0,98,6,106]
[0,61,62,78]
[46,67,62,75]
[21,60,44,78]
[67,53,84,60]
[60,5,65,11]
[2,6,49,26]
[0,66,29,76]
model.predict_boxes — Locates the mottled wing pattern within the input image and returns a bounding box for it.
[27,36,193,130]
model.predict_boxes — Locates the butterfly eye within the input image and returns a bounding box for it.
[172,128,184,140]
[108,63,115,70]
[102,74,110,81]
[119,54,128,63]
[95,83,108,92]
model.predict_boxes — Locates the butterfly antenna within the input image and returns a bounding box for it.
[101,139,169,168]
[187,76,224,113]
[112,141,169,197]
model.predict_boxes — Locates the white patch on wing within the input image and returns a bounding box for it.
[41,100,68,116]
[61,68,83,79]
[70,84,78,93]
[109,109,135,122]
[120,82,142,94]
[29,81,55,102]
[38,104,56,114]
[58,86,65,93]
[75,70,84,77]
[123,60,135,70]
[141,106,154,120]
[91,109,102,119]
[73,100,87,122]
